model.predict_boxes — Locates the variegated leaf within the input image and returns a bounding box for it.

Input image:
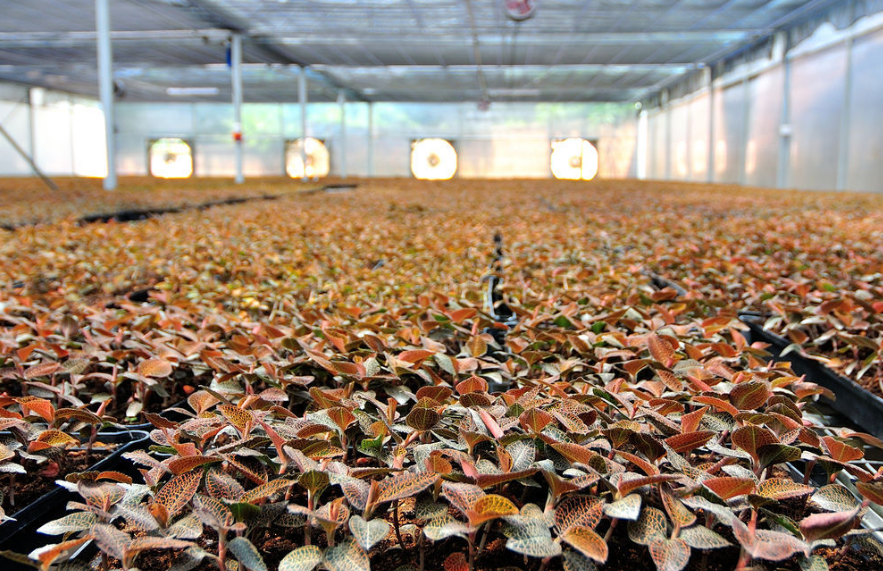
[228,537,267,571]
[324,538,369,571]
[349,515,391,551]
[37,512,96,535]
[648,538,690,571]
[279,546,323,571]
[561,526,608,564]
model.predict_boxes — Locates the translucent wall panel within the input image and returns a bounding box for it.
[0,98,32,175]
[114,101,636,179]
[712,84,746,184]
[669,103,689,180]
[370,136,410,177]
[688,94,710,182]
[33,99,74,175]
[598,121,637,179]
[71,102,107,177]
[744,67,782,188]
[790,45,846,191]
[648,110,667,180]
[117,103,195,137]
[847,29,883,193]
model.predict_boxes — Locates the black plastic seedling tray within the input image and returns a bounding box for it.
[740,316,883,440]
[0,430,149,554]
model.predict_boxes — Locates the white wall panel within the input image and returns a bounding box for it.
[745,67,782,188]
[0,99,32,175]
[688,94,709,182]
[790,45,846,191]
[33,99,74,176]
[669,103,689,180]
[712,85,746,184]
[846,29,883,193]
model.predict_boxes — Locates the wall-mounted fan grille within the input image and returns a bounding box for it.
[550,138,599,180]
[149,137,193,179]
[286,138,330,179]
[411,138,458,180]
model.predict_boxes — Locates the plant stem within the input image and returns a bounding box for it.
[393,500,406,550]
[468,530,477,571]
[419,533,425,571]
[603,518,618,542]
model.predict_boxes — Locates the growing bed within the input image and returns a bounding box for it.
[0,177,882,571]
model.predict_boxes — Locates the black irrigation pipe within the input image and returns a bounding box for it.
[644,271,688,297]
[739,314,883,440]
[0,184,358,231]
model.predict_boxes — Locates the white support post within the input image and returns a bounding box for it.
[836,38,854,192]
[95,0,116,190]
[299,67,308,181]
[707,68,715,183]
[777,57,792,189]
[337,92,347,179]
[367,101,374,177]
[231,33,244,184]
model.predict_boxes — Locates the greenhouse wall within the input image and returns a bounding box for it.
[0,84,106,178]
[112,101,637,179]
[641,9,883,193]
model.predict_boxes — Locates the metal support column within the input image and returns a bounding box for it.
[707,68,716,182]
[337,92,347,179]
[777,57,792,189]
[231,33,244,184]
[367,101,374,177]
[836,38,854,192]
[298,67,308,181]
[95,0,116,190]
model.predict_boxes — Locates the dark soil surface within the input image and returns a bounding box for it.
[1,447,112,514]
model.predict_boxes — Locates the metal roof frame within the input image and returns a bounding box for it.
[0,0,859,103]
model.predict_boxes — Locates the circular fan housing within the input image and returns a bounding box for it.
[550,138,599,180]
[286,138,330,178]
[149,138,193,179]
[411,139,458,180]
[504,0,539,21]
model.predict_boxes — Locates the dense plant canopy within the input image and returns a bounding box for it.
[0,178,882,571]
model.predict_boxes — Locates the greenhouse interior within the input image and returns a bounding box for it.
[2,2,883,571]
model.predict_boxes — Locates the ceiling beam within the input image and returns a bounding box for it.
[183,0,365,101]
[265,30,763,47]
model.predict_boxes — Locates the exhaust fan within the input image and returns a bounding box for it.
[411,139,458,180]
[504,0,539,21]
[550,138,599,180]
[286,138,330,179]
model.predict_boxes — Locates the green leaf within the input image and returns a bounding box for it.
[423,514,470,541]
[279,546,323,571]
[228,537,267,571]
[324,538,369,571]
[810,484,858,513]
[627,507,669,546]
[603,493,641,521]
[679,526,731,550]
[561,526,608,564]
[170,546,210,571]
[348,515,391,551]
[562,549,599,571]
[37,512,96,535]
[229,502,262,523]
[798,554,830,571]
[648,538,690,571]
